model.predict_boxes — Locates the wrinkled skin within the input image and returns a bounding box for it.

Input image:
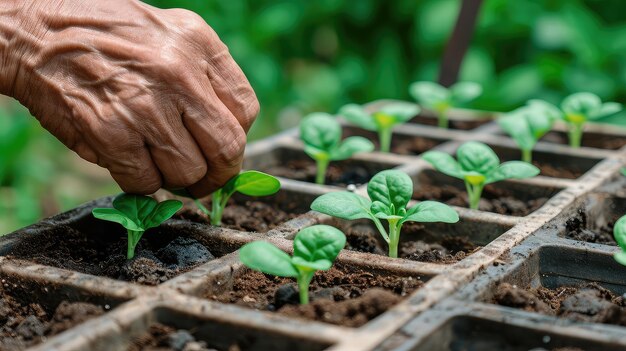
[0,0,259,197]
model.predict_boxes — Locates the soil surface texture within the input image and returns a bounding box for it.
[531,160,583,179]
[0,282,106,350]
[413,184,549,216]
[493,282,626,326]
[128,324,233,351]
[541,132,626,150]
[345,224,480,264]
[207,265,423,327]
[342,128,442,155]
[176,198,299,233]
[410,115,490,130]
[8,225,214,285]
[267,159,376,187]
[564,208,616,245]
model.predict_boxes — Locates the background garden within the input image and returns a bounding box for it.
[1,0,625,233]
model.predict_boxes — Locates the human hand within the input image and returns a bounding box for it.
[0,0,258,197]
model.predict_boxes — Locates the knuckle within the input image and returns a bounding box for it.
[214,129,246,168]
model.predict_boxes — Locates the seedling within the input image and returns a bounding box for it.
[498,102,558,163]
[339,102,419,153]
[533,93,621,148]
[239,225,346,304]
[189,171,280,226]
[92,194,182,259]
[311,170,458,258]
[409,81,482,129]
[300,113,374,184]
[613,215,626,266]
[423,142,540,211]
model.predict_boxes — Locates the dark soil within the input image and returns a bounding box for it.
[413,184,548,217]
[267,159,375,187]
[541,131,626,150]
[207,265,422,327]
[128,324,228,351]
[532,160,583,179]
[410,115,490,130]
[0,281,106,350]
[176,198,299,233]
[341,128,442,156]
[493,282,626,326]
[345,224,480,264]
[7,226,214,285]
[564,208,616,245]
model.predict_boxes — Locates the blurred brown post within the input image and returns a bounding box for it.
[438,0,483,87]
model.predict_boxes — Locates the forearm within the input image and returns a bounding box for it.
[0,0,50,99]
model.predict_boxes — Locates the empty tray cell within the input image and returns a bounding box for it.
[0,272,125,350]
[323,215,513,264]
[558,193,626,245]
[2,213,238,286]
[412,169,562,217]
[247,146,400,187]
[410,315,625,351]
[341,126,448,156]
[202,262,427,328]
[541,130,626,150]
[487,144,602,180]
[487,246,626,328]
[88,306,332,351]
[176,187,318,233]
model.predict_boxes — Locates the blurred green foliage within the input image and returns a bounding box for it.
[1,0,625,233]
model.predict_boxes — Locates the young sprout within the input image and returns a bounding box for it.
[311,170,458,258]
[92,194,183,259]
[409,81,482,129]
[192,171,280,226]
[613,215,626,266]
[339,102,419,153]
[300,113,374,184]
[423,142,540,211]
[239,225,346,304]
[498,102,558,163]
[533,93,622,148]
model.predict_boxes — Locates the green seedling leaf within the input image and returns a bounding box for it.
[222,170,281,197]
[409,81,482,128]
[367,170,412,216]
[404,201,459,224]
[498,104,557,162]
[300,113,373,184]
[92,193,183,259]
[311,191,374,221]
[311,170,458,258]
[423,141,539,211]
[293,225,345,270]
[621,168,626,177]
[240,241,299,277]
[613,215,626,266]
[239,225,347,304]
[339,103,420,152]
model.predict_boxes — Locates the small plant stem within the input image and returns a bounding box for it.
[126,230,143,259]
[567,122,584,148]
[315,158,330,184]
[465,182,484,210]
[378,127,392,153]
[437,110,449,129]
[297,270,315,304]
[521,149,532,163]
[210,190,224,226]
[387,219,402,258]
[194,199,210,216]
